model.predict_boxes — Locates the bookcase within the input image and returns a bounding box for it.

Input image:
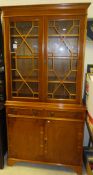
[1,3,90,174]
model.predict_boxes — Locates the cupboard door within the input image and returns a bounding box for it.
[44,119,83,165]
[9,18,43,100]
[8,116,44,161]
[45,17,85,103]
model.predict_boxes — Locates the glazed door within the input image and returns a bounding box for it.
[44,16,85,103]
[5,17,43,101]
[44,119,83,165]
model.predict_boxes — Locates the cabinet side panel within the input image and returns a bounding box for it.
[3,17,12,99]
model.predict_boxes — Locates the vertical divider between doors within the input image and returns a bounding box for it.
[43,16,48,102]
[38,17,44,101]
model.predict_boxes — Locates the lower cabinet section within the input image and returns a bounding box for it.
[7,105,85,174]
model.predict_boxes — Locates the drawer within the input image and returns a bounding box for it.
[7,107,85,120]
[46,110,84,120]
[8,107,43,117]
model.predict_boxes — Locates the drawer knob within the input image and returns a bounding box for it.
[47,120,50,123]
[32,110,38,116]
[50,112,54,116]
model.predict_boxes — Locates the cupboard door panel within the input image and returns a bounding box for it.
[8,116,44,161]
[44,119,83,165]
[46,110,84,120]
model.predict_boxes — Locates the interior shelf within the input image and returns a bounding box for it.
[12,79,39,82]
[11,35,38,38]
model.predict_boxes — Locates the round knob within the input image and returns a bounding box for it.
[50,112,54,117]
[47,120,50,123]
[32,110,38,116]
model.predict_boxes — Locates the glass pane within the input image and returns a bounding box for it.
[10,21,39,98]
[47,19,79,100]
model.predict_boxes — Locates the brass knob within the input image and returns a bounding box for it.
[50,112,54,117]
[32,110,38,116]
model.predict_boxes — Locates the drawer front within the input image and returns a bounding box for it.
[7,107,44,118]
[7,107,85,121]
[46,110,84,120]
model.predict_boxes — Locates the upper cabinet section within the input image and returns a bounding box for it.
[2,3,90,103]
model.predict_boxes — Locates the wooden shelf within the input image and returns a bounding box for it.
[48,80,76,83]
[11,55,78,60]
[12,78,39,83]
[11,55,39,59]
[10,34,79,38]
[48,34,79,37]
[11,34,38,38]
[12,90,38,94]
[48,56,78,59]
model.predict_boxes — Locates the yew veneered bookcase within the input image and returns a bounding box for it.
[1,3,90,174]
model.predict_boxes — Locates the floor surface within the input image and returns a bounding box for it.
[0,156,87,175]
